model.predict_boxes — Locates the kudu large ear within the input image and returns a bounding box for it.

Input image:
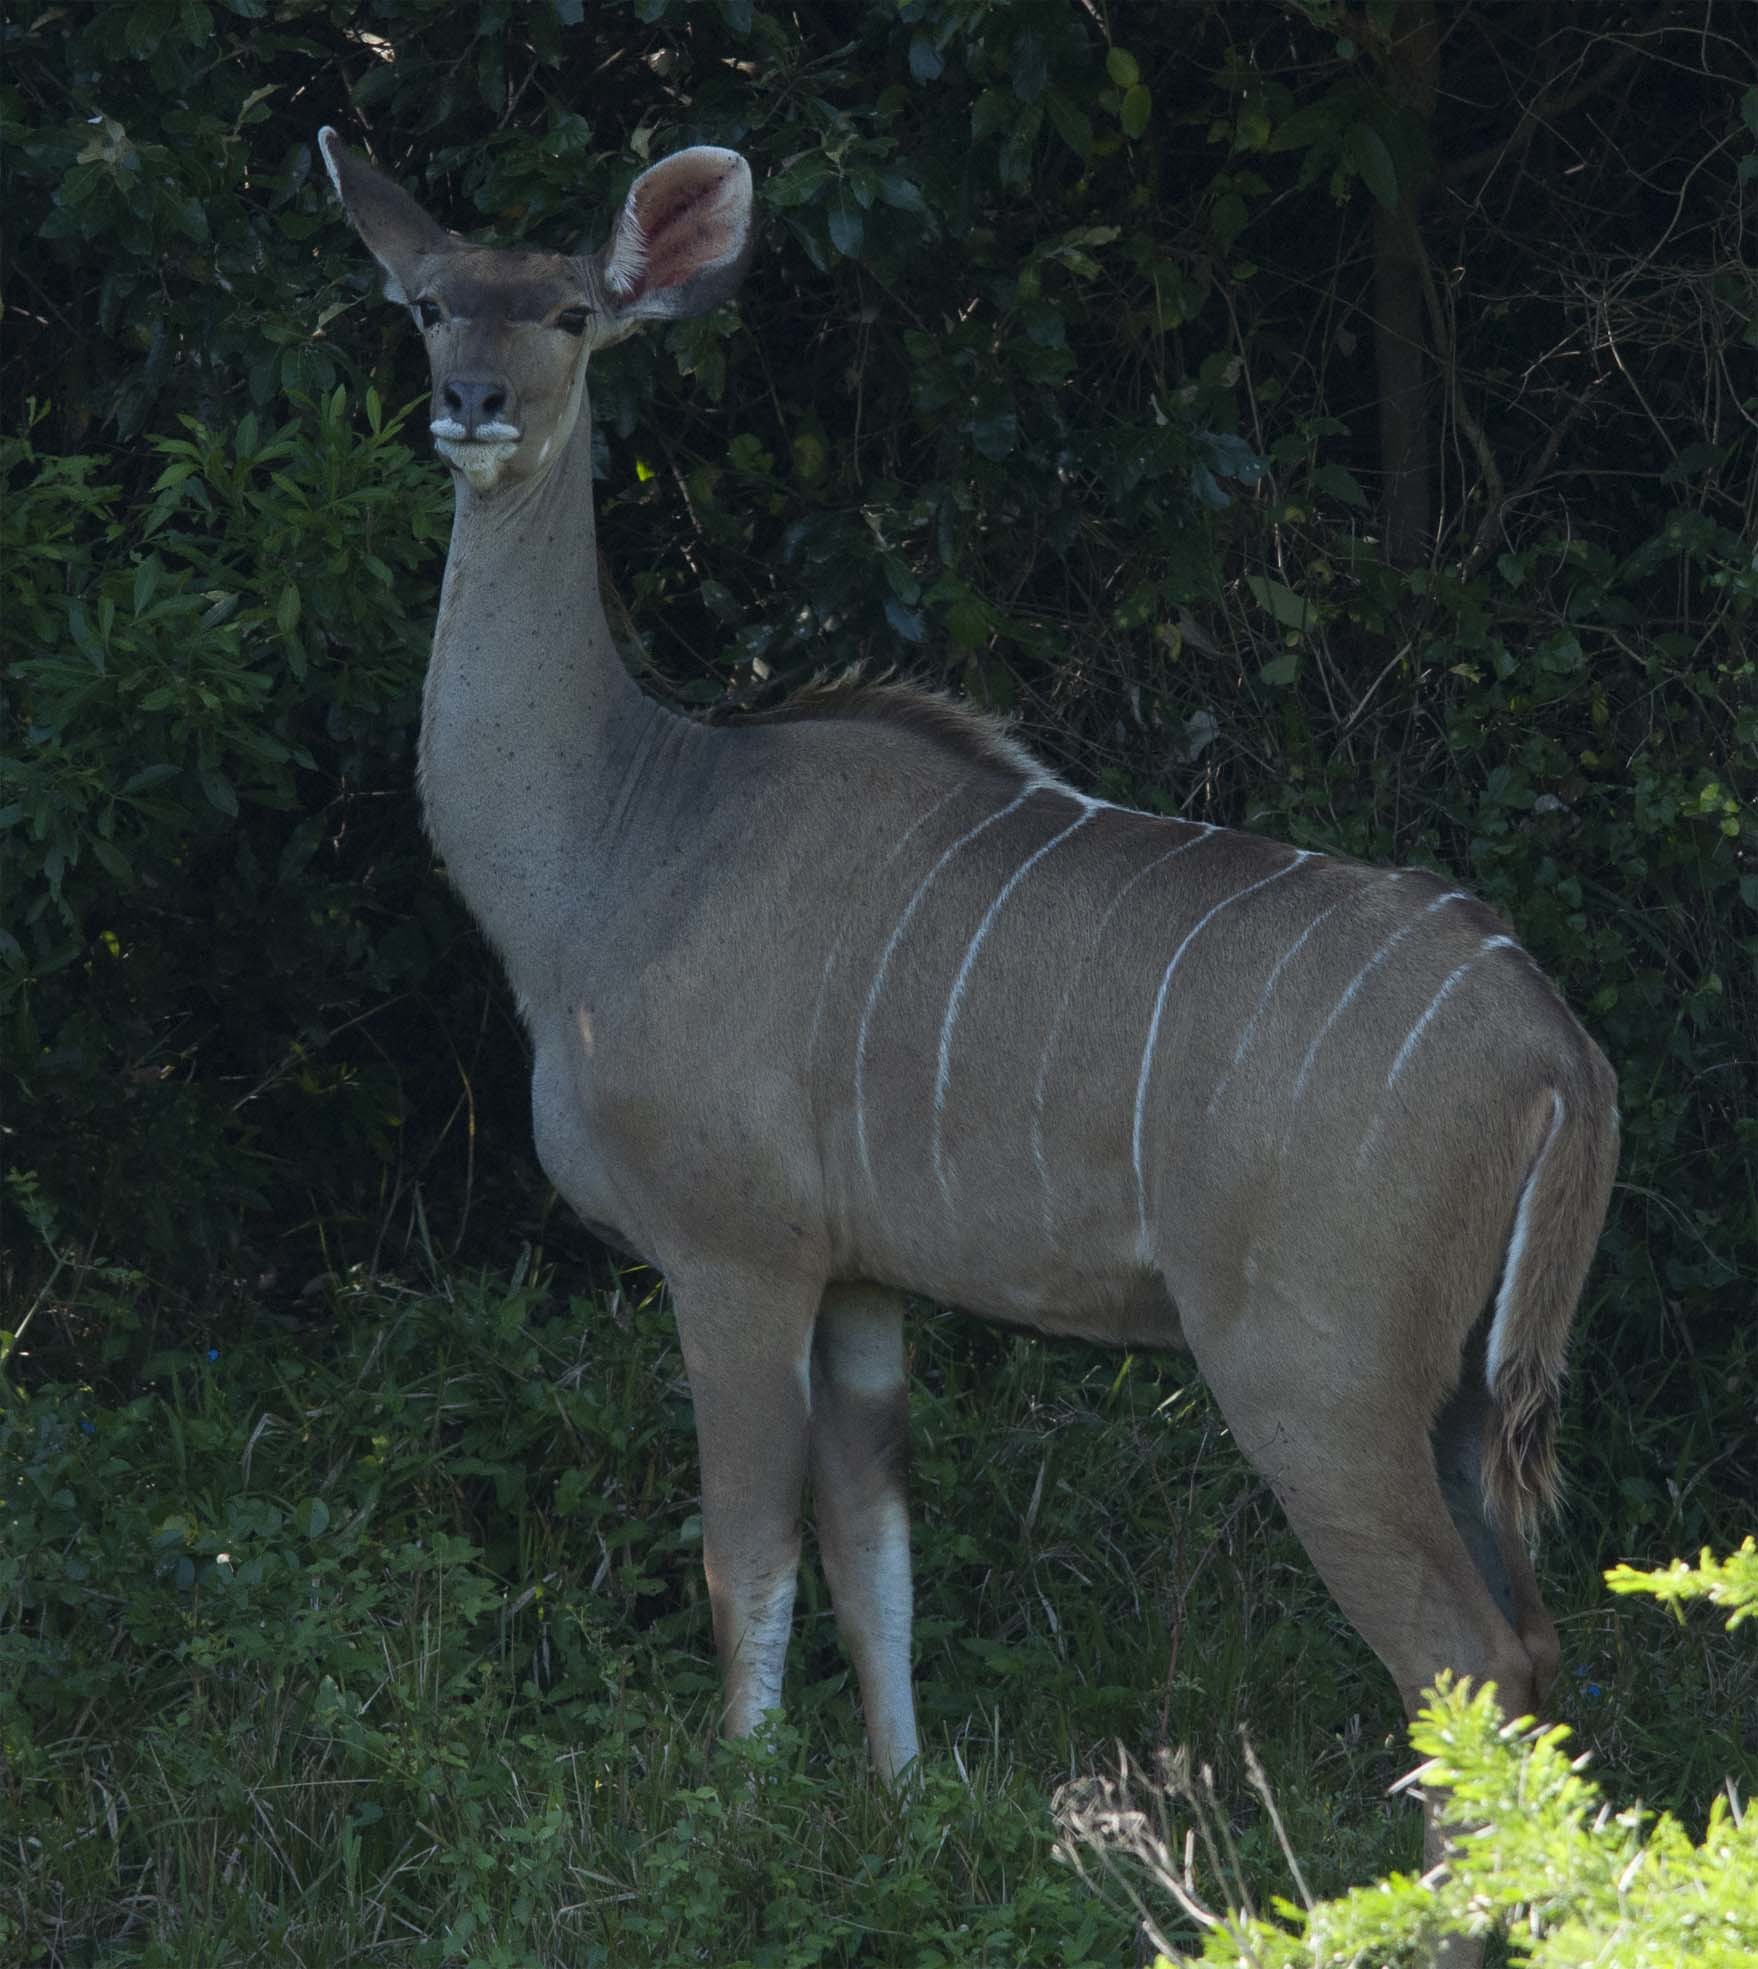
[596,147,754,326]
[317,126,452,306]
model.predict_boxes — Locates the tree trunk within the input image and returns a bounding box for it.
[1368,0,1440,568]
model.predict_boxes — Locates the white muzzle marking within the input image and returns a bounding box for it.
[434,431,521,490]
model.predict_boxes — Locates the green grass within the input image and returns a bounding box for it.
[3,1267,1751,1966]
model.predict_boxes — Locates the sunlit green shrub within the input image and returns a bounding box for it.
[1063,1546,1758,1968]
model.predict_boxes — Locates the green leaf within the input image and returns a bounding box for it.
[1661,441,1726,483]
[969,404,1017,460]
[827,196,863,258]
[1258,650,1301,686]
[945,598,990,648]
[1346,122,1399,210]
[132,554,162,616]
[277,817,323,886]
[876,171,928,215]
[908,33,943,83]
[199,768,238,817]
[1311,462,1367,508]
[275,583,301,636]
[1268,96,1349,155]
[766,154,834,208]
[90,837,134,883]
[121,765,179,797]
[1010,30,1047,104]
[1106,48,1140,89]
[1120,84,1152,141]
[1212,191,1248,246]
[1246,574,1314,632]
[1047,92,1094,161]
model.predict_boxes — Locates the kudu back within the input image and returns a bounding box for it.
[323,130,1617,1826]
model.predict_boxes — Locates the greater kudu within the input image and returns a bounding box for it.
[322,128,1617,1898]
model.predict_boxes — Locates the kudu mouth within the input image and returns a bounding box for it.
[431,410,523,490]
[432,435,521,493]
[431,370,524,486]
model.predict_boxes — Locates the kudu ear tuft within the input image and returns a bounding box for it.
[318,126,452,307]
[598,147,754,325]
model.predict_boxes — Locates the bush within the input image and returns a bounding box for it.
[4,390,452,1287]
[1062,1544,1758,1967]
[2,0,1750,1598]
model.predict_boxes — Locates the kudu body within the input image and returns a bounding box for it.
[323,130,1617,1853]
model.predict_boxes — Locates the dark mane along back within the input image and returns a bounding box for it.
[735,671,1053,785]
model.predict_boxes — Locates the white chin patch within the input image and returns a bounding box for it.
[435,437,519,490]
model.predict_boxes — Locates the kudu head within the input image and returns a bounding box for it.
[319,129,753,494]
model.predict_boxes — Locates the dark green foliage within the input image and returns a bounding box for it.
[4,394,451,1275]
[2,4,1754,1953]
[5,0,1752,1334]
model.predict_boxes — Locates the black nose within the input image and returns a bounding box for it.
[441,375,517,437]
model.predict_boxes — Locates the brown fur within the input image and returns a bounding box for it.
[327,136,1620,1964]
[737,671,1047,785]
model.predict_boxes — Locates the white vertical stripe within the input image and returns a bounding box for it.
[855,786,1041,1191]
[1131,851,1311,1253]
[1386,959,1475,1090]
[1359,932,1526,1163]
[1029,824,1218,1221]
[1290,891,1467,1106]
[1383,933,1517,1090]
[931,806,1093,1199]
[806,783,965,1072]
[1486,1090,1567,1386]
[1207,898,1344,1116]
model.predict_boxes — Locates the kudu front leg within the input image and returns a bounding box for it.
[670,1267,818,1745]
[810,1283,920,1781]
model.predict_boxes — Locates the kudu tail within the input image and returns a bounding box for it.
[1481,1054,1620,1538]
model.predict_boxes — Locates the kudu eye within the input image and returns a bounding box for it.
[416,299,442,329]
[556,307,590,337]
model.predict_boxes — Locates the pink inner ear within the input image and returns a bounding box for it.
[610,161,744,301]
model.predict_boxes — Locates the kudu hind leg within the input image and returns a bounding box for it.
[1191,1323,1547,1968]
[670,1267,818,1745]
[1433,1368,1561,1702]
[1187,1328,1546,1723]
[810,1283,920,1780]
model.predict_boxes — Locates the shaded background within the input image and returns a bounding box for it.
[4,4,1754,1960]
[6,0,1750,1509]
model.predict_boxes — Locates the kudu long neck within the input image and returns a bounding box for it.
[419,382,666,980]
